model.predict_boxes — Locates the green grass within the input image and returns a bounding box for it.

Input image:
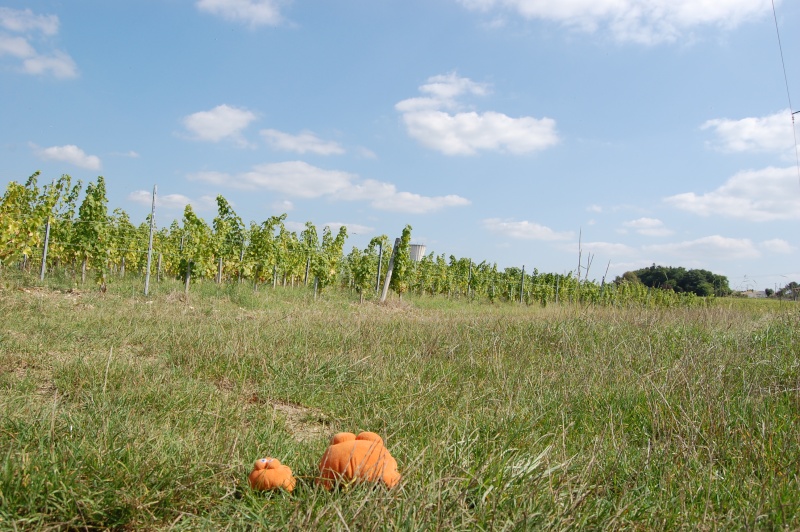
[1,274,799,530]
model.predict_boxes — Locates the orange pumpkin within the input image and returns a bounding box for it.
[248,457,296,492]
[316,431,401,490]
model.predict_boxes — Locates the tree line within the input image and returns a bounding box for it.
[615,264,732,297]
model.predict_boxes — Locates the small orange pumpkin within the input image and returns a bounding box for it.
[248,457,296,492]
[316,431,401,490]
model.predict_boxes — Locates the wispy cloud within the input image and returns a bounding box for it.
[182,104,257,144]
[702,109,796,154]
[112,150,140,158]
[188,161,471,214]
[32,143,101,170]
[0,7,58,34]
[664,166,800,222]
[396,73,559,155]
[644,235,760,261]
[760,239,795,254]
[622,217,673,236]
[261,129,345,155]
[0,7,77,78]
[455,0,772,44]
[323,222,375,235]
[579,241,637,257]
[270,199,294,212]
[128,190,216,212]
[483,218,573,241]
[195,0,285,27]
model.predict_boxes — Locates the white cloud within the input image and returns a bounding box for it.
[355,146,377,159]
[182,104,257,143]
[196,0,284,27]
[0,36,77,78]
[664,166,800,222]
[0,34,35,57]
[33,144,101,170]
[270,199,294,212]
[261,129,345,155]
[243,162,353,198]
[324,222,375,235]
[644,235,760,261]
[483,218,573,241]
[0,8,77,79]
[128,190,216,211]
[556,240,637,258]
[396,73,559,155]
[369,190,471,214]
[113,150,140,158]
[283,220,306,233]
[0,7,59,35]
[582,241,637,256]
[456,0,773,44]
[622,217,673,236]
[760,239,795,254]
[702,109,796,154]
[188,161,471,214]
[22,50,77,79]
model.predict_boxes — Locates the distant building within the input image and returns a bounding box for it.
[741,290,767,298]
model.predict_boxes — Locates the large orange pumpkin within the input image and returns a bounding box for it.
[248,457,296,492]
[316,431,401,490]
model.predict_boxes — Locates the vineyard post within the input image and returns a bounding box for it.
[272,264,277,288]
[467,261,473,299]
[304,257,311,285]
[576,229,582,304]
[217,257,223,284]
[120,257,125,278]
[184,259,192,294]
[156,253,162,283]
[40,217,51,281]
[555,277,560,304]
[519,265,525,304]
[238,247,244,284]
[144,185,156,296]
[379,238,400,303]
[375,242,383,293]
[314,276,319,300]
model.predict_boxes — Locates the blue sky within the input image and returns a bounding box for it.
[1,0,799,291]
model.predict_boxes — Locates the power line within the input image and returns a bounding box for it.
[771,0,800,186]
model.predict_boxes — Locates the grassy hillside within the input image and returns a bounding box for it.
[1,274,798,529]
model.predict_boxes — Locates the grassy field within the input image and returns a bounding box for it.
[1,274,799,530]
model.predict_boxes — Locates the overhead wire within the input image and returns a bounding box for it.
[771,0,800,186]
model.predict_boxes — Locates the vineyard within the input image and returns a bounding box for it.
[3,174,800,529]
[0,172,711,308]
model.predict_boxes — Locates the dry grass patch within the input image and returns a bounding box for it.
[245,393,334,443]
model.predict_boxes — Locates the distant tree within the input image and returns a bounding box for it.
[764,288,774,297]
[613,271,641,285]
[780,281,800,301]
[619,264,731,297]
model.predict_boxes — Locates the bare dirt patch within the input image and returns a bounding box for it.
[247,394,334,442]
